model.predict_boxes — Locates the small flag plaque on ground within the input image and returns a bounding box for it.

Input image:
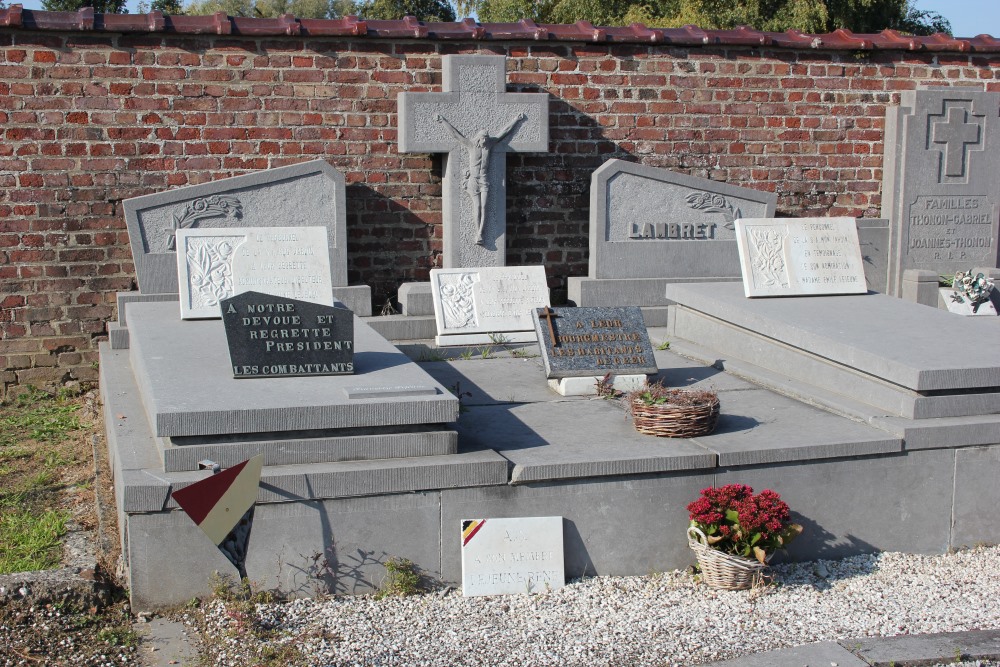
[460,516,565,597]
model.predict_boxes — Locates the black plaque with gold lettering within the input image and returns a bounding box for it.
[531,306,657,379]
[221,291,354,378]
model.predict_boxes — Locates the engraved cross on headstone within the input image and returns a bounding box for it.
[398,55,549,268]
[932,106,983,179]
[538,306,560,347]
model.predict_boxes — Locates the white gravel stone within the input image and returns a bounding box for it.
[195,546,1000,666]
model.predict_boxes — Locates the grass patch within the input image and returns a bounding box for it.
[0,386,94,575]
[0,507,69,573]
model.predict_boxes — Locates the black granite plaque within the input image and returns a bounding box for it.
[531,306,658,379]
[221,291,354,378]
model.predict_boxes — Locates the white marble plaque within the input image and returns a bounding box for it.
[734,217,868,297]
[176,226,334,319]
[460,516,565,597]
[430,266,549,345]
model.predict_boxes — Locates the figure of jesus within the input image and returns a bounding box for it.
[434,113,527,246]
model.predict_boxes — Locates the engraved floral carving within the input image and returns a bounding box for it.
[166,195,243,250]
[685,192,741,229]
[183,235,245,309]
[439,272,479,330]
[746,227,789,289]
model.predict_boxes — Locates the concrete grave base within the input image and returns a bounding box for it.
[104,346,1000,610]
[547,374,648,397]
[102,284,1000,610]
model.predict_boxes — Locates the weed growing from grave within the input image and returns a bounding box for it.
[418,349,447,362]
[375,557,422,599]
[204,573,309,666]
[379,297,399,316]
[459,348,474,361]
[656,340,671,351]
[448,382,473,413]
[478,346,494,359]
[509,347,538,359]
[595,373,623,400]
[488,332,510,346]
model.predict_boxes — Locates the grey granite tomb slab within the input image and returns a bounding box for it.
[953,445,1000,548]
[126,301,459,437]
[716,447,956,558]
[664,282,1000,391]
[688,388,901,466]
[123,159,348,295]
[882,89,1000,295]
[455,401,716,483]
[398,55,549,268]
[845,629,1000,667]
[126,492,443,610]
[857,218,890,293]
[589,159,777,281]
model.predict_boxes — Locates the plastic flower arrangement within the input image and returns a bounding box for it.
[687,484,802,563]
[950,269,994,307]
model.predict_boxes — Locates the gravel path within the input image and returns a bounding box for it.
[195,546,1000,667]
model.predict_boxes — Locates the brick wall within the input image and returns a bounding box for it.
[2,14,1000,396]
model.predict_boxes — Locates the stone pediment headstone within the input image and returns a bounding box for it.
[399,55,549,268]
[429,266,549,346]
[460,516,565,597]
[532,306,657,379]
[883,90,1000,296]
[221,291,353,378]
[734,218,868,297]
[589,159,778,280]
[176,227,334,319]
[124,160,347,295]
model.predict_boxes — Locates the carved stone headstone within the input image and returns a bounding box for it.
[568,159,776,313]
[883,90,1000,296]
[221,291,354,379]
[176,227,334,319]
[429,266,549,346]
[124,160,347,295]
[734,218,867,297]
[398,55,549,268]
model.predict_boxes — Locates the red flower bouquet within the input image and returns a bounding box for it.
[687,484,802,564]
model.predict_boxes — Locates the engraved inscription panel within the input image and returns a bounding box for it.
[430,266,549,337]
[906,196,995,266]
[735,218,867,297]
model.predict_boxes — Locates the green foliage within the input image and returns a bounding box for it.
[136,0,185,14]
[42,0,126,12]
[0,387,81,448]
[183,0,354,18]
[375,557,422,599]
[471,0,950,35]
[0,508,69,574]
[97,625,140,648]
[355,0,455,21]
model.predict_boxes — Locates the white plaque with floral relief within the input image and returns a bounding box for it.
[175,226,334,319]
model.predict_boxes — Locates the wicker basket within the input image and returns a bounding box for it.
[631,391,720,437]
[687,526,767,590]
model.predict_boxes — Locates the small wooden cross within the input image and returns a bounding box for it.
[538,306,560,347]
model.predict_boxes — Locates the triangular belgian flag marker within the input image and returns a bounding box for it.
[172,455,263,580]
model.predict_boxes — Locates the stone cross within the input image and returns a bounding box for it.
[932,106,983,179]
[399,55,549,268]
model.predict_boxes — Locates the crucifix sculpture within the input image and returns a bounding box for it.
[399,55,549,268]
